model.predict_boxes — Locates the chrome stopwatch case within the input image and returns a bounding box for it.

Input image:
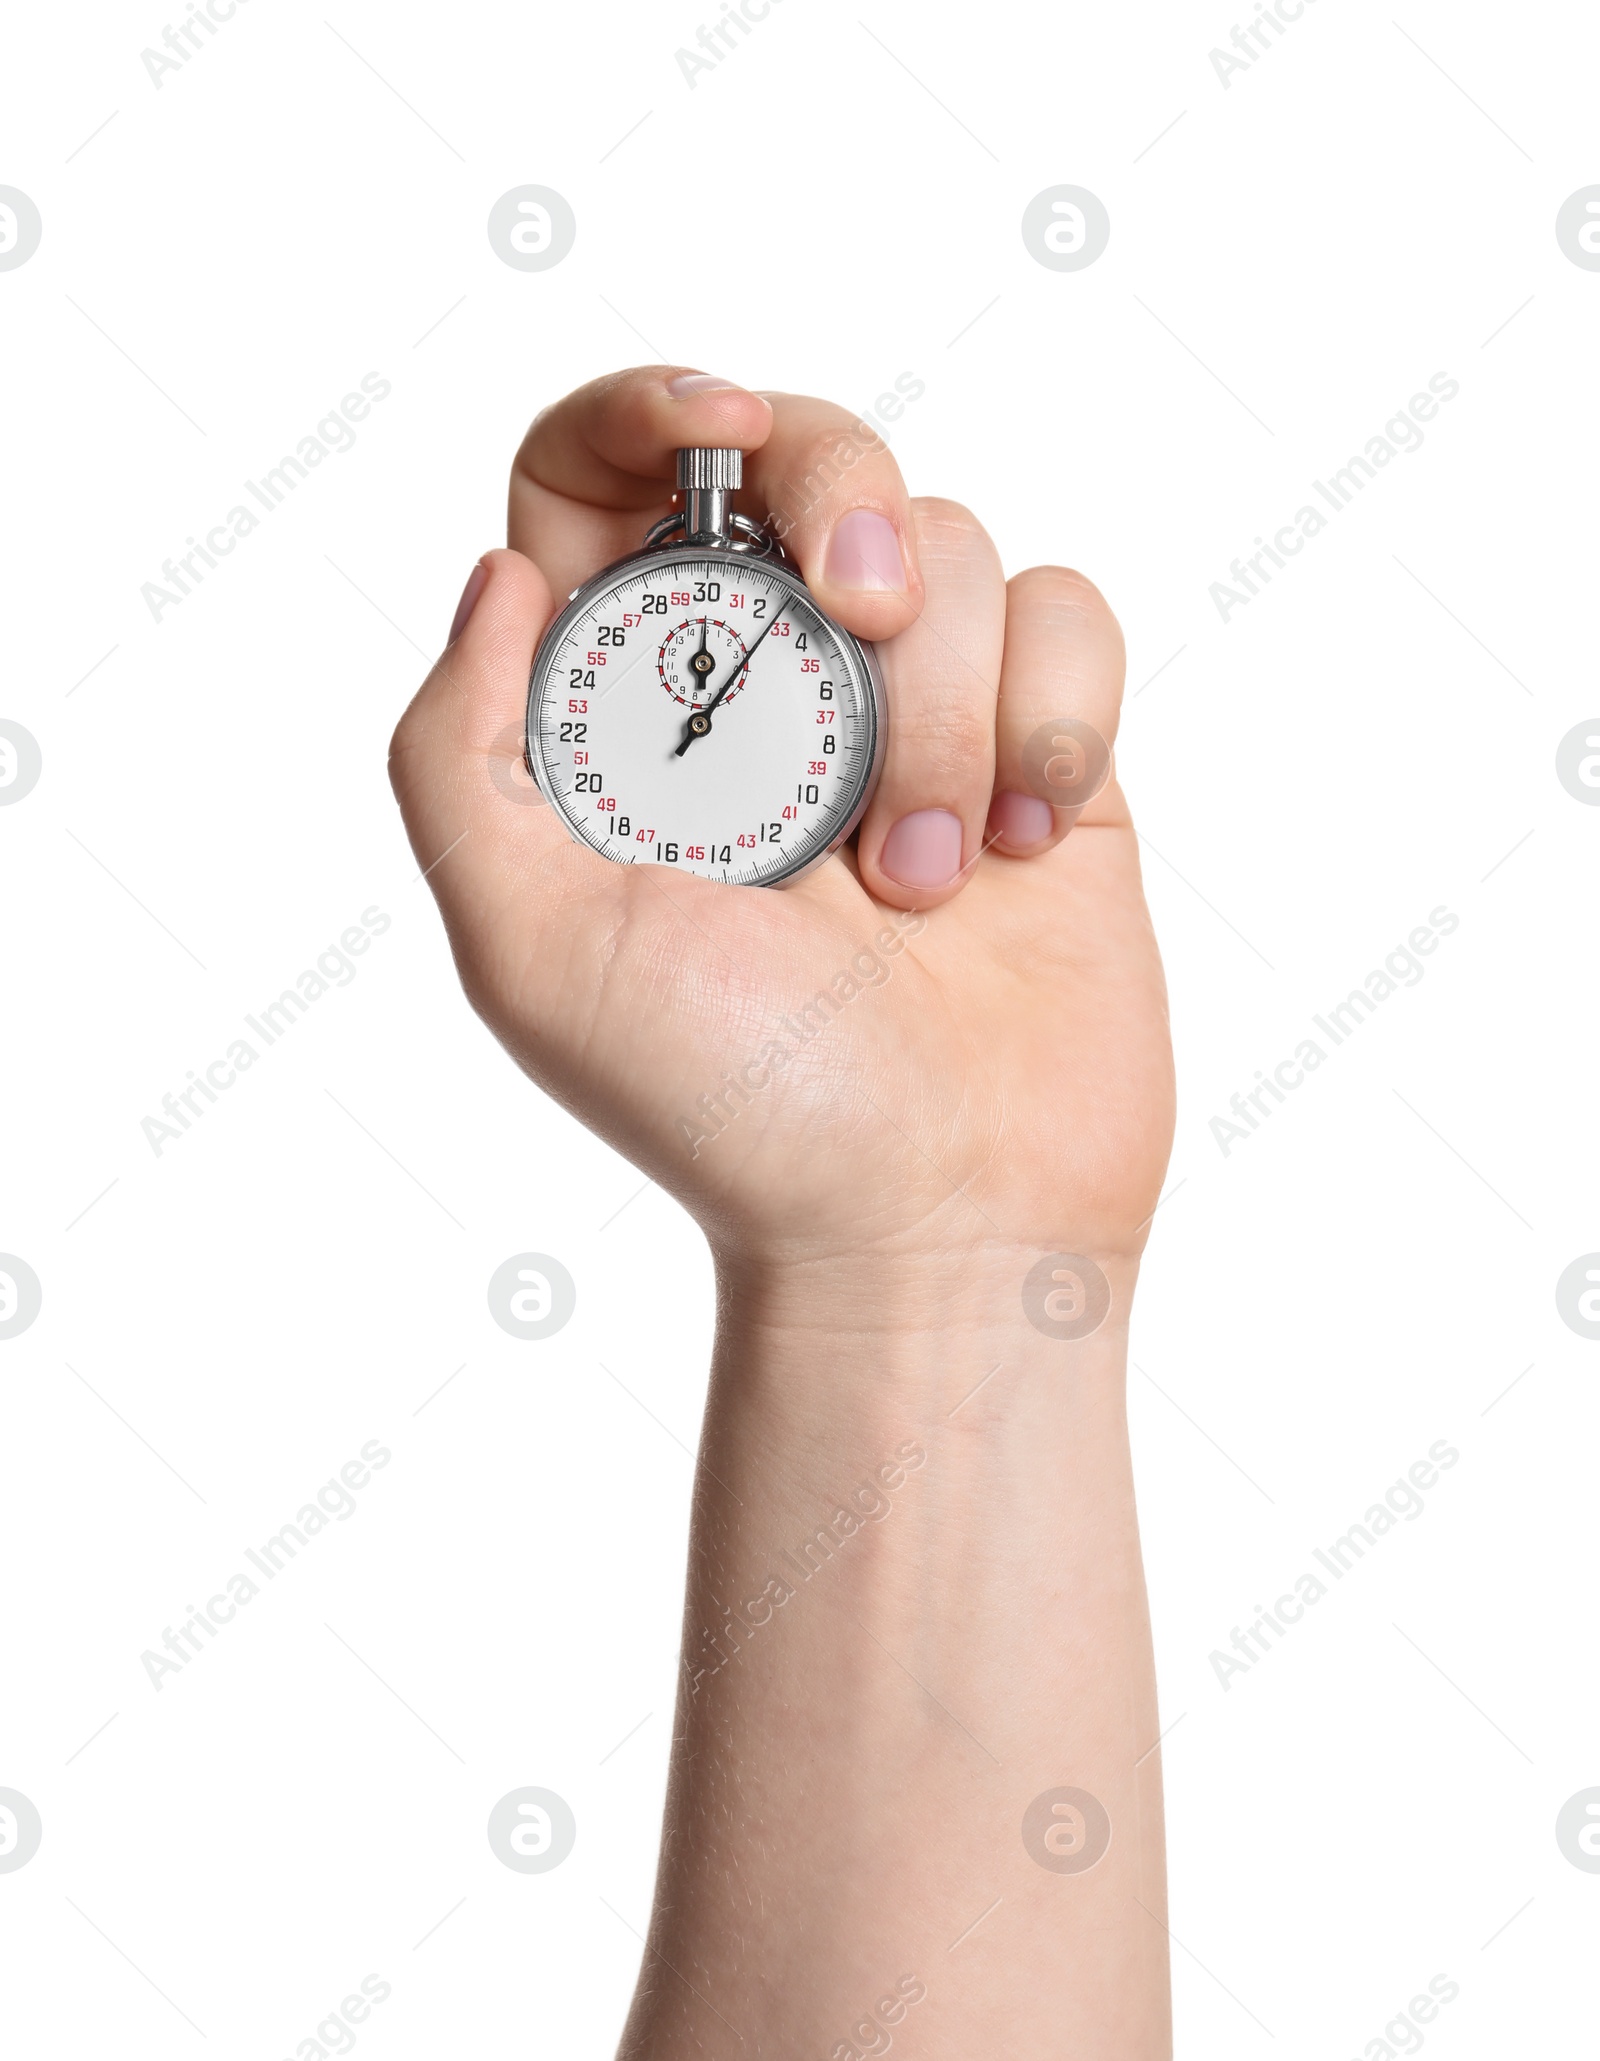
[525,447,886,887]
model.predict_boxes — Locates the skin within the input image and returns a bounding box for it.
[390,367,1177,2057]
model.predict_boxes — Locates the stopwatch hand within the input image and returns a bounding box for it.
[673,608,785,757]
[675,676,730,754]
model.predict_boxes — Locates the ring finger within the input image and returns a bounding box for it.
[987,567,1126,856]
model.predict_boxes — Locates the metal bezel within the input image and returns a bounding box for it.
[525,543,886,889]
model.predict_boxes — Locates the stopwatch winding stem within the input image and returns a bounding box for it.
[645,447,786,560]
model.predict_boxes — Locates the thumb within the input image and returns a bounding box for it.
[388,547,625,1012]
[390,546,553,859]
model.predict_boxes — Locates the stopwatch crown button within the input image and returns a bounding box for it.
[676,447,742,491]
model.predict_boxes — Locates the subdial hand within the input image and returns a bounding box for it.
[674,605,785,757]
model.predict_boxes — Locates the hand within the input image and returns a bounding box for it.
[390,367,1174,1292]
[390,368,1177,2058]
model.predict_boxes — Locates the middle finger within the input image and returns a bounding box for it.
[852,497,1007,909]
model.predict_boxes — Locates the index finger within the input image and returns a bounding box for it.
[507,364,923,643]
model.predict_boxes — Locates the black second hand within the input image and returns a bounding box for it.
[674,597,786,757]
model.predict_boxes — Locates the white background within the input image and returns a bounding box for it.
[2,0,1597,2053]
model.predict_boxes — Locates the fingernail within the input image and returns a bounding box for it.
[449,561,489,643]
[825,509,907,594]
[881,809,963,890]
[667,371,742,397]
[989,791,1053,846]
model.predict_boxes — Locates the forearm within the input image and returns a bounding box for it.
[619,1251,1171,2060]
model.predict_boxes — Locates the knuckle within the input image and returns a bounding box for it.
[911,498,1001,580]
[1009,564,1121,642]
[388,708,417,775]
[911,497,988,547]
[387,702,432,802]
[897,693,995,776]
[769,419,896,527]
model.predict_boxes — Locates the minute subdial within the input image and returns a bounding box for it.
[657,617,748,711]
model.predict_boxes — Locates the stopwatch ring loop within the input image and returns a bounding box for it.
[643,511,787,561]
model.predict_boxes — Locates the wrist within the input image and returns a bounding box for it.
[710,1240,1138,1374]
[697,1245,1135,1539]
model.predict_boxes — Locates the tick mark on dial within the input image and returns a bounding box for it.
[658,616,748,711]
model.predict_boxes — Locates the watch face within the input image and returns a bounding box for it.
[526,548,883,886]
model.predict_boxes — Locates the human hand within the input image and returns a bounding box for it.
[389,367,1174,1291]
[391,368,1178,2057]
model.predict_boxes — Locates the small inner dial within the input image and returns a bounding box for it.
[658,617,749,709]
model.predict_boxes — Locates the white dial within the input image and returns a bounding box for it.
[527,548,883,886]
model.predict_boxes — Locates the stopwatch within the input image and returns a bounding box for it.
[525,447,886,886]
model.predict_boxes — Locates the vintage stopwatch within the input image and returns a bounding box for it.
[525,448,886,886]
